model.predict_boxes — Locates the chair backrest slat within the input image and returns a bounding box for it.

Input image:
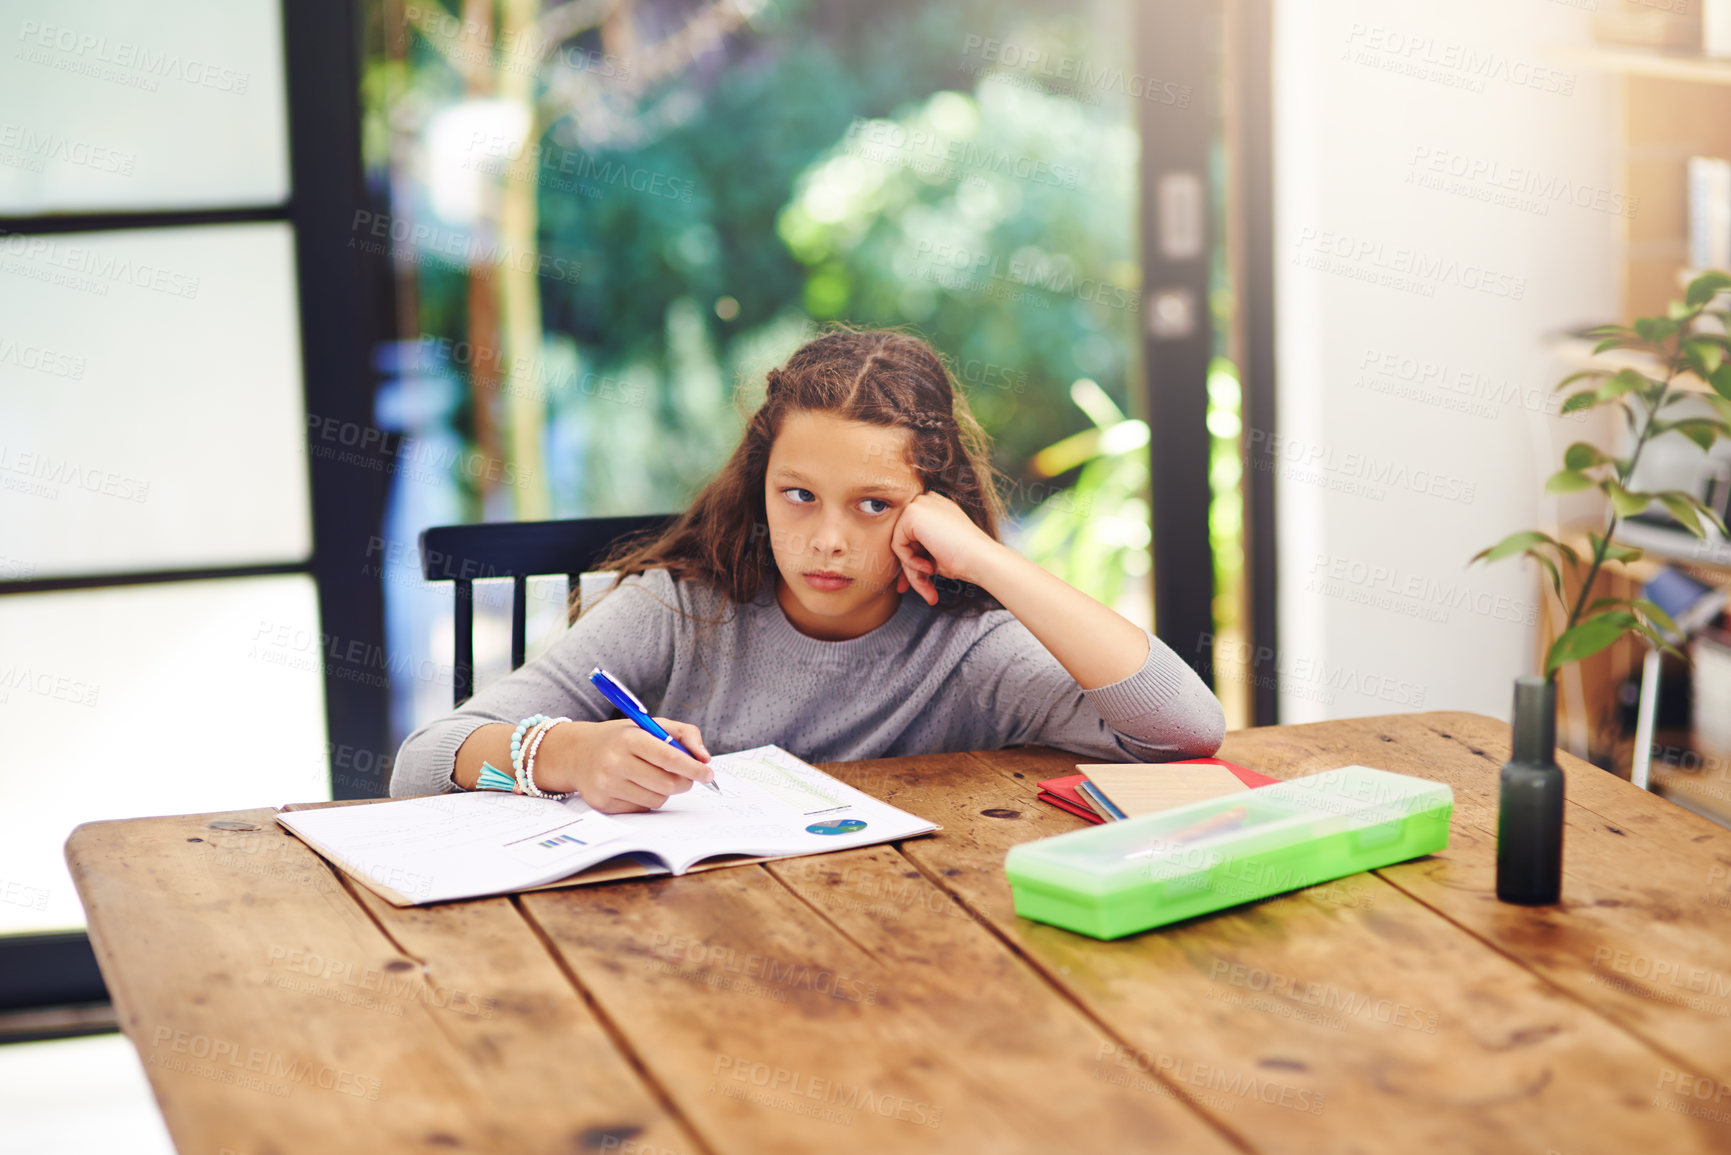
[417,515,675,707]
[510,575,527,671]
[453,578,474,708]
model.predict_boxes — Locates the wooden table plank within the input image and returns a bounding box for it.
[344,885,701,1155]
[518,848,1240,1155]
[767,847,1249,1146]
[66,808,697,1155]
[1223,712,1731,1087]
[829,739,1731,1154]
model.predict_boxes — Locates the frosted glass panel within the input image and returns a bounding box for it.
[0,0,288,213]
[0,222,311,578]
[0,576,331,936]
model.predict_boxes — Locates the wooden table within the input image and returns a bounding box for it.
[66,712,1731,1154]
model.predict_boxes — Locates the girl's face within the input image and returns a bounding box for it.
[764,410,924,640]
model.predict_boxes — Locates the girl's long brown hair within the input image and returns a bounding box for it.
[587,328,1007,618]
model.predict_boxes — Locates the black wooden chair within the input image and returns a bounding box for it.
[418,514,675,706]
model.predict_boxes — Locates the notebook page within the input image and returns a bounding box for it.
[278,793,630,904]
[278,745,937,903]
[611,745,937,873]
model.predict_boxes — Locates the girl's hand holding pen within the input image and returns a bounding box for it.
[534,718,713,814]
[889,491,1005,605]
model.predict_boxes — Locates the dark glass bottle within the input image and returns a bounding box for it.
[1496,676,1565,905]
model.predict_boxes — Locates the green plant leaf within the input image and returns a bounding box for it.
[1686,270,1731,306]
[1704,395,1731,426]
[1656,490,1706,537]
[1712,363,1731,402]
[1647,491,1717,540]
[1601,540,1644,563]
[1562,441,1609,470]
[1553,368,1611,392]
[1472,530,1559,564]
[1631,597,1680,638]
[1471,533,1581,598]
[1602,480,1652,517]
[1647,418,1683,444]
[1507,534,1581,566]
[1533,553,1564,601]
[1630,618,1685,660]
[1635,317,1680,342]
[1561,390,1599,415]
[1600,368,1650,401]
[1686,338,1726,378]
[1545,468,1597,495]
[1546,613,1634,673]
[1664,417,1731,451]
[1635,625,1684,661]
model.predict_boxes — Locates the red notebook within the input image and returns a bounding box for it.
[1037,758,1278,825]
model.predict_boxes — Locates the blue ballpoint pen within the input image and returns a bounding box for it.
[588,667,721,793]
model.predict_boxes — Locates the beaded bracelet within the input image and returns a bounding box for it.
[509,714,551,781]
[524,718,573,800]
[519,716,573,800]
[516,717,553,796]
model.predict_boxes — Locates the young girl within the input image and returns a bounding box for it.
[391,329,1224,809]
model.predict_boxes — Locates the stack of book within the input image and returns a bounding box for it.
[1036,757,1278,824]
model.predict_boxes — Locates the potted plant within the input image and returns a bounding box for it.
[1475,270,1731,681]
[1474,270,1731,902]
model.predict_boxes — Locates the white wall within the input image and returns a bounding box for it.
[1272,0,1622,721]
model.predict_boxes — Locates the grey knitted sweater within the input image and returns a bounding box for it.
[390,569,1225,797]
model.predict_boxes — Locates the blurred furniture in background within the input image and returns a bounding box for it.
[1630,568,1728,789]
[1542,532,1731,821]
[419,514,673,705]
[1543,41,1731,818]
[1571,24,1731,319]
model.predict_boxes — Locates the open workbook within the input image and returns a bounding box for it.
[277,745,937,906]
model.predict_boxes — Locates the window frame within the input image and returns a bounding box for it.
[0,0,387,1017]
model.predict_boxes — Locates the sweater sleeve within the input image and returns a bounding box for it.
[388,570,683,797]
[957,619,1225,762]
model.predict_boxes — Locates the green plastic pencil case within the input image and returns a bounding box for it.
[1004,765,1452,940]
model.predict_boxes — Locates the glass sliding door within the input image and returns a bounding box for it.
[0,0,377,1014]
